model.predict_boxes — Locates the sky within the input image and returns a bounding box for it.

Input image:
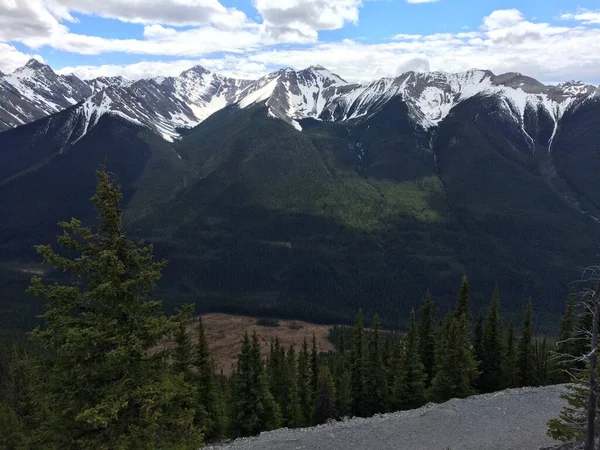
[1,0,600,83]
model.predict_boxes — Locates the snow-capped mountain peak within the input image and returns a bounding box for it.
[1,61,598,149]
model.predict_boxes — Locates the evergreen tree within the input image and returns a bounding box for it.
[429,314,480,403]
[394,310,426,410]
[313,364,336,425]
[418,293,436,386]
[310,334,319,397]
[553,291,578,383]
[517,300,535,386]
[548,370,590,442]
[350,309,366,417]
[364,314,387,415]
[333,328,351,418]
[473,311,485,369]
[230,332,280,437]
[284,346,303,427]
[173,307,195,376]
[502,322,518,388]
[456,275,471,322]
[28,167,202,449]
[195,316,226,440]
[480,286,505,393]
[267,338,287,417]
[297,338,313,426]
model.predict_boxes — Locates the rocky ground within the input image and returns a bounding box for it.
[207,385,569,450]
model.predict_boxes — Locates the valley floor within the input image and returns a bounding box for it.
[207,385,568,450]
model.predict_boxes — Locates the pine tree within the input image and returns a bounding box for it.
[553,291,578,383]
[350,309,366,417]
[428,313,480,402]
[394,310,426,410]
[313,364,336,425]
[548,370,589,442]
[173,307,195,376]
[418,293,436,386]
[267,337,288,418]
[517,300,535,386]
[195,316,226,440]
[480,285,504,393]
[456,275,471,322]
[333,328,351,418]
[503,322,518,388]
[28,167,202,449]
[284,346,303,427]
[364,314,387,415]
[473,311,485,372]
[297,338,313,426]
[230,332,281,437]
[310,334,319,397]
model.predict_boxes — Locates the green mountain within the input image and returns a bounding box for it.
[1,69,599,330]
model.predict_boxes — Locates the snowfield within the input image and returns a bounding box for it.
[207,385,568,450]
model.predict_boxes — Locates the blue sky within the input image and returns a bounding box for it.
[1,0,599,83]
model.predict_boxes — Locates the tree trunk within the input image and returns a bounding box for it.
[585,299,600,450]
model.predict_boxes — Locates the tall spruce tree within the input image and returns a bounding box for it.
[350,309,366,417]
[418,293,436,386]
[195,316,226,440]
[364,315,387,415]
[473,311,485,370]
[334,328,351,418]
[297,338,313,426]
[394,310,426,410]
[503,322,518,388]
[480,285,505,393]
[230,332,280,437]
[553,291,578,383]
[310,334,319,397]
[517,300,535,386]
[28,167,202,449]
[284,346,303,427]
[313,364,336,425]
[456,275,471,322]
[428,313,480,403]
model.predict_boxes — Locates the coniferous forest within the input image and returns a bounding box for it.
[0,168,590,448]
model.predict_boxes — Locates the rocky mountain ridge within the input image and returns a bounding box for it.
[1,59,598,146]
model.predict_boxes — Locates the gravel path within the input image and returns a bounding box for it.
[208,385,569,450]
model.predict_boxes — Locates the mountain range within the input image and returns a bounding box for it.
[1,59,599,329]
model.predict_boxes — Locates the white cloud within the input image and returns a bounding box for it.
[3,5,600,85]
[560,10,600,25]
[255,0,362,42]
[49,0,248,27]
[0,43,44,74]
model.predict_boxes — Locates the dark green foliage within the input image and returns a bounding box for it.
[333,327,352,418]
[297,339,313,426]
[517,300,535,387]
[480,286,505,393]
[429,313,480,403]
[395,310,426,410]
[195,317,227,440]
[552,291,578,383]
[27,167,202,449]
[310,334,319,397]
[350,309,366,417]
[313,364,336,425]
[230,332,281,437]
[364,315,388,415]
[503,322,518,388]
[256,318,281,327]
[548,370,589,442]
[473,311,485,374]
[173,307,195,376]
[283,347,303,427]
[418,293,436,386]
[456,276,471,322]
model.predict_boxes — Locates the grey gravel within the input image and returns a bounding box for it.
[208,385,569,450]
